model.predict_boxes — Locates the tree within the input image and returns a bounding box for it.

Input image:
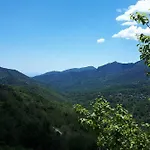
[131,12,150,69]
[74,10,150,150]
[74,97,150,150]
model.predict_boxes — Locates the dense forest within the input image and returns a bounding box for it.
[65,82,150,123]
[0,84,97,150]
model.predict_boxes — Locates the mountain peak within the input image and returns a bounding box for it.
[63,66,96,73]
[111,61,119,64]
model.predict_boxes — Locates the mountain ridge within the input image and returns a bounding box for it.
[35,61,138,77]
[0,66,66,102]
[0,66,35,86]
[33,60,150,92]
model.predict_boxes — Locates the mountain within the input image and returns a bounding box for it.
[0,66,67,102]
[0,67,34,86]
[97,61,134,75]
[63,66,96,73]
[0,67,96,150]
[33,61,150,92]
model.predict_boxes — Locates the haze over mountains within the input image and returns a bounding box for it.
[34,61,150,92]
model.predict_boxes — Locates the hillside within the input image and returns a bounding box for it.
[65,82,150,123]
[0,67,34,86]
[0,66,66,102]
[33,61,150,92]
[0,84,96,150]
[0,66,97,150]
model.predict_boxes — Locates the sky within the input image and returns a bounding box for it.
[0,0,150,76]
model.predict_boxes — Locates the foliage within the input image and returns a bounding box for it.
[0,66,67,103]
[74,97,150,150]
[131,12,150,69]
[0,84,96,150]
[67,83,150,123]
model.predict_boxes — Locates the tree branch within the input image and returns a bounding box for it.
[146,23,150,29]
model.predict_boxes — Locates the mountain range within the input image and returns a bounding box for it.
[0,60,150,150]
[33,61,150,92]
[1,60,149,93]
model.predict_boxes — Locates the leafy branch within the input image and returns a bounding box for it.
[131,12,150,70]
[74,97,150,150]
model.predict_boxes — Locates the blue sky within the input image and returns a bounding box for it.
[0,0,142,76]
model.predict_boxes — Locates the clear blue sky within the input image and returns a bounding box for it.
[0,0,139,76]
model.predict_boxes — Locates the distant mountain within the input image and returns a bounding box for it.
[44,66,96,75]
[33,61,150,92]
[63,66,96,73]
[97,61,134,75]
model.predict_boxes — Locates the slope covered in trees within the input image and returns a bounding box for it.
[0,67,97,150]
[0,84,96,150]
[0,66,66,102]
[66,82,150,123]
[0,67,34,86]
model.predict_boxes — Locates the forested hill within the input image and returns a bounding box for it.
[33,61,150,92]
[0,66,34,86]
[0,66,66,102]
[0,84,96,150]
[0,66,97,150]
[65,82,150,123]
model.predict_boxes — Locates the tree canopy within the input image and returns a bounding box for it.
[74,97,150,150]
[131,12,150,69]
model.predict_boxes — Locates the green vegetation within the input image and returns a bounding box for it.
[0,84,96,150]
[66,83,150,123]
[0,67,34,86]
[74,97,150,150]
[131,12,150,69]
[0,66,66,102]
